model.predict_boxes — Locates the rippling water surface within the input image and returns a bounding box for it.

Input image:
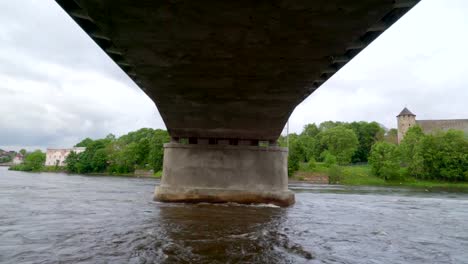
[1,167,467,264]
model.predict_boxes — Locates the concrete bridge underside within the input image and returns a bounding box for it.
[56,0,419,206]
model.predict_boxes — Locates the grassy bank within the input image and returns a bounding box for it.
[293,162,468,190]
[85,172,162,179]
[74,169,162,179]
[10,165,163,179]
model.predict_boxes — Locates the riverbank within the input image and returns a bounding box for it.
[8,163,468,191]
[293,162,468,191]
[85,170,162,179]
[8,165,162,179]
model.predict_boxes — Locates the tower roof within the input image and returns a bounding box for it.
[397,107,416,117]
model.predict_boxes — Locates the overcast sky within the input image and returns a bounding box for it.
[1,0,467,151]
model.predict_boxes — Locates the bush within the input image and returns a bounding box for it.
[400,126,424,164]
[154,170,163,178]
[368,142,401,181]
[288,154,300,177]
[9,164,26,171]
[321,151,337,168]
[408,130,468,181]
[287,139,303,176]
[9,150,45,172]
[307,157,316,170]
[328,165,343,184]
[42,166,66,172]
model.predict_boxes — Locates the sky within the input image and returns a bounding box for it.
[0,0,467,151]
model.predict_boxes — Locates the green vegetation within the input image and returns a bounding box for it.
[154,170,163,178]
[9,128,170,177]
[9,150,46,172]
[368,142,401,181]
[41,166,67,172]
[280,121,385,176]
[0,155,12,163]
[296,163,468,189]
[8,120,467,189]
[320,126,359,164]
[66,128,170,175]
[404,128,468,181]
[290,122,468,188]
[0,149,15,163]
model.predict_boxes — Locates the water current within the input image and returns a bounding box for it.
[1,167,467,263]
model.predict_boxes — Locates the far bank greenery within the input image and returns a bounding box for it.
[66,129,169,175]
[283,121,468,186]
[296,162,468,190]
[9,121,468,187]
[10,128,170,177]
[8,150,45,172]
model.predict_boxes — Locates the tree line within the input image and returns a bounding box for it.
[279,121,390,175]
[370,126,468,181]
[66,128,170,174]
[9,128,170,174]
[283,121,467,182]
[9,121,467,182]
[0,149,27,163]
[9,150,46,172]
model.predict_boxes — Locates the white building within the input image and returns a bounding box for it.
[45,147,86,166]
[12,154,24,164]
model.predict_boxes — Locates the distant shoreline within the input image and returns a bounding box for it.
[291,163,468,191]
[6,166,161,179]
[5,164,468,192]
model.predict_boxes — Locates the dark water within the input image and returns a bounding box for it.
[1,167,467,264]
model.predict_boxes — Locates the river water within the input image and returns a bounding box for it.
[1,167,467,264]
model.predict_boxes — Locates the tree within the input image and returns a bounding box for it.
[277,135,287,147]
[319,126,358,165]
[19,149,27,156]
[288,139,302,176]
[301,123,320,138]
[72,138,112,173]
[298,134,316,162]
[409,130,468,181]
[0,155,12,163]
[369,142,401,181]
[65,151,81,173]
[319,121,345,132]
[400,126,424,164]
[346,122,385,163]
[91,149,108,172]
[21,150,46,171]
[105,133,116,141]
[75,138,94,148]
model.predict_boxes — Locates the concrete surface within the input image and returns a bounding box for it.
[56,0,419,141]
[154,143,294,206]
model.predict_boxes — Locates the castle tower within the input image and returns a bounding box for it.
[397,107,416,144]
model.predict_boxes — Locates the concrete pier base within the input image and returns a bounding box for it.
[154,143,295,206]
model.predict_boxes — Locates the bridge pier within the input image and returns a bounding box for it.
[154,142,295,206]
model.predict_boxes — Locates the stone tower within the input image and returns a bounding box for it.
[397,107,416,144]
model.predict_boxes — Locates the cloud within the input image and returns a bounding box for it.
[0,0,164,151]
[0,0,467,150]
[287,0,468,134]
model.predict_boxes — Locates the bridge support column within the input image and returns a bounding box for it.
[154,142,295,206]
